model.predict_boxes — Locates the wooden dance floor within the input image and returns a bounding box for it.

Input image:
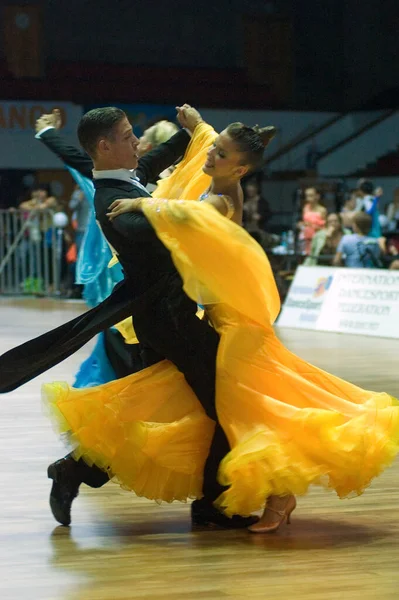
[1,297,399,600]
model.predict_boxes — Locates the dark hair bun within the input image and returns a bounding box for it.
[253,125,277,148]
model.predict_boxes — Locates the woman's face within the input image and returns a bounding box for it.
[327,213,340,232]
[203,130,248,179]
[305,188,320,205]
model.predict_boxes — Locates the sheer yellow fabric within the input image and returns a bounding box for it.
[43,362,214,502]
[42,123,399,515]
[153,121,215,201]
[141,200,399,515]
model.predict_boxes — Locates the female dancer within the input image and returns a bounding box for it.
[43,109,399,533]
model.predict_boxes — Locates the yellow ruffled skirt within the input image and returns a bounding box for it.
[42,123,399,516]
[43,361,214,502]
[43,199,399,515]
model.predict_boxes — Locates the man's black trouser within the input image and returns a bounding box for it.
[72,273,229,502]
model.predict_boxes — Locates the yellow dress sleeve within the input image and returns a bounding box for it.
[153,121,216,201]
[141,199,281,327]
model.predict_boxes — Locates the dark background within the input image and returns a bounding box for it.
[1,0,399,111]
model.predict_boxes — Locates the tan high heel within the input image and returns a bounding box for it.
[248,495,296,534]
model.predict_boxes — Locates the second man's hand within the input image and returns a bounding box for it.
[176,104,202,133]
[35,108,63,134]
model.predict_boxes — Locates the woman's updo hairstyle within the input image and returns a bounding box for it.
[225,123,277,172]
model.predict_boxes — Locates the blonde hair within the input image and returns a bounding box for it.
[143,120,179,147]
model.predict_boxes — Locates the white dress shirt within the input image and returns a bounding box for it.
[92,169,149,195]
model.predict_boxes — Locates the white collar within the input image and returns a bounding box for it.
[92,168,139,184]
[92,168,149,195]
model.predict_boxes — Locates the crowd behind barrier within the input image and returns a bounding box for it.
[0,208,64,296]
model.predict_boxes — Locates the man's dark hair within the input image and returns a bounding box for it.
[77,107,127,157]
[32,183,51,195]
[357,178,374,195]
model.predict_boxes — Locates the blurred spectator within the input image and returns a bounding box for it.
[243,179,272,232]
[69,184,90,253]
[242,178,277,250]
[131,120,181,192]
[19,183,58,250]
[304,213,350,266]
[138,120,179,188]
[385,187,399,231]
[340,189,360,229]
[18,184,58,293]
[19,183,57,213]
[333,212,382,268]
[243,180,260,232]
[137,120,179,158]
[298,186,327,254]
[356,178,381,238]
[341,190,358,213]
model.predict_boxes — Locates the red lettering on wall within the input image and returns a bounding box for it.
[29,106,46,128]
[9,105,27,129]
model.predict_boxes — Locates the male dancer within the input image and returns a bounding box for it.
[1,106,255,530]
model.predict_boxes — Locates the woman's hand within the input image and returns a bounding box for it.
[106,198,146,220]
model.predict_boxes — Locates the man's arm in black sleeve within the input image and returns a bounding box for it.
[136,129,190,186]
[38,129,94,179]
[111,211,156,243]
[97,192,156,244]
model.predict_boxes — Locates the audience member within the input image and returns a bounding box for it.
[304,213,350,266]
[298,186,327,254]
[18,184,58,293]
[136,120,181,191]
[333,212,382,268]
[386,188,399,231]
[137,120,179,158]
[19,183,57,213]
[69,184,90,253]
[340,189,360,229]
[356,178,381,238]
[243,179,272,232]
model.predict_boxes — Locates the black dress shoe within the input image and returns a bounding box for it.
[191,499,258,529]
[47,457,81,526]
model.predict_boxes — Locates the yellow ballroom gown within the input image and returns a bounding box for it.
[43,123,399,516]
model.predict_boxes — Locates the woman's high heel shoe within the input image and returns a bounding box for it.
[248,495,296,534]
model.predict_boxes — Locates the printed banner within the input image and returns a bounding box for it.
[277,266,399,339]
